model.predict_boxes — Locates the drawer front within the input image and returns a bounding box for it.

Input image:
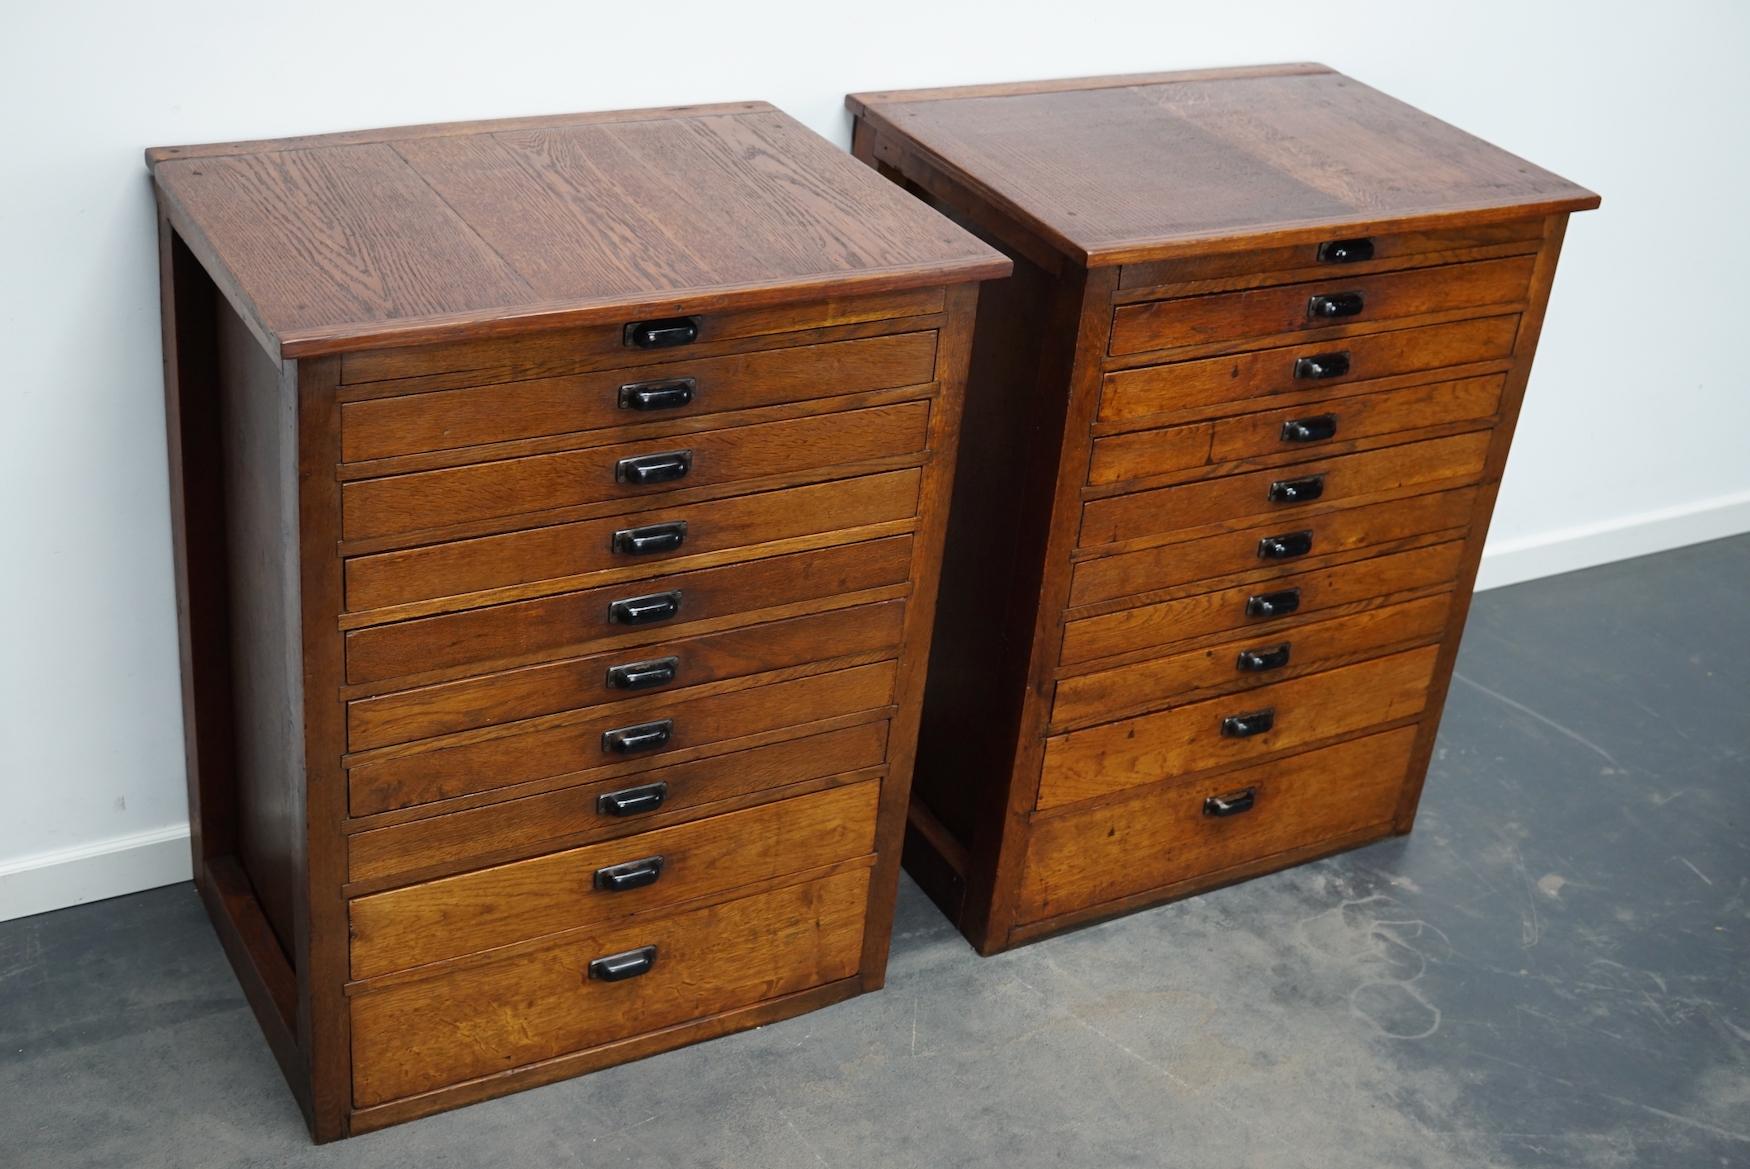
[348,660,897,815]
[1117,220,1545,290]
[347,722,891,886]
[339,287,945,384]
[345,534,915,686]
[1088,374,1506,486]
[1068,488,1476,608]
[350,866,870,1107]
[1052,593,1452,729]
[1098,315,1518,426]
[342,400,931,542]
[345,468,919,614]
[1060,541,1465,666]
[341,331,939,463]
[348,600,906,750]
[1110,256,1534,356]
[1018,729,1415,923]
[1080,431,1491,548]
[1036,646,1439,810]
[349,780,879,978]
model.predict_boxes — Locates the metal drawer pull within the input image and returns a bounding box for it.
[593,855,665,892]
[606,656,679,691]
[1203,788,1258,817]
[1308,292,1365,320]
[619,377,696,411]
[1268,474,1325,504]
[612,521,687,556]
[597,782,669,817]
[608,590,681,626]
[1236,643,1291,672]
[1293,351,1351,381]
[1221,709,1276,739]
[624,316,699,349]
[1245,588,1301,618]
[589,945,658,982]
[1281,414,1338,444]
[1257,531,1313,561]
[617,450,692,486]
[602,718,674,755]
[1318,238,1374,264]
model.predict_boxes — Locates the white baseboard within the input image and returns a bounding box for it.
[0,824,192,923]
[1477,489,1750,591]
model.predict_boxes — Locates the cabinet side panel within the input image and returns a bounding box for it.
[216,297,307,960]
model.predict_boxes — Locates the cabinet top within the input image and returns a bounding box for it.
[848,65,1599,268]
[148,103,1008,358]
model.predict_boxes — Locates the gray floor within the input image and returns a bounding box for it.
[4,537,1747,1168]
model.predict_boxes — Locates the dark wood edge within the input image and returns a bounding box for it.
[1001,821,1395,950]
[845,63,1334,112]
[198,856,311,1123]
[144,102,778,165]
[347,976,864,1133]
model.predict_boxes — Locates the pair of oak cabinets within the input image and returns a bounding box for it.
[150,64,1598,1138]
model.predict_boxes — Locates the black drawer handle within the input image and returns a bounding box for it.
[1281,414,1338,444]
[1237,643,1291,672]
[619,377,696,411]
[1318,238,1374,264]
[594,855,665,892]
[608,590,681,626]
[1257,531,1313,561]
[606,656,679,691]
[1245,587,1302,619]
[1268,474,1325,505]
[1308,292,1365,320]
[624,317,699,349]
[1293,352,1351,381]
[597,781,669,817]
[589,944,658,982]
[1203,788,1258,817]
[612,521,687,556]
[1221,709,1276,739]
[617,450,693,486]
[602,719,673,755]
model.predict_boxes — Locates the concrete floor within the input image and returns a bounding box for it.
[4,536,1747,1168]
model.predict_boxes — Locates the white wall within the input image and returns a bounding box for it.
[3,0,1746,919]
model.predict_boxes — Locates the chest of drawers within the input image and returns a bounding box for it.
[847,65,1597,953]
[149,102,1006,1138]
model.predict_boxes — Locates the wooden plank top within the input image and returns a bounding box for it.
[848,65,1600,267]
[148,103,1009,358]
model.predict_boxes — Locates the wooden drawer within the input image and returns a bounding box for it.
[344,467,920,614]
[350,866,871,1107]
[1080,431,1491,548]
[1052,593,1452,730]
[1110,255,1534,356]
[1035,645,1439,810]
[348,660,897,815]
[347,722,891,887]
[1060,541,1465,666]
[1098,315,1518,426]
[342,400,932,542]
[339,287,947,384]
[1088,374,1506,487]
[341,331,940,463]
[1068,488,1476,608]
[1018,729,1415,923]
[349,780,879,978]
[345,534,914,686]
[348,600,906,750]
[1116,220,1545,290]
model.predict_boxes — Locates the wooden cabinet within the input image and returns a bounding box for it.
[847,64,1598,954]
[149,102,1006,1139]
